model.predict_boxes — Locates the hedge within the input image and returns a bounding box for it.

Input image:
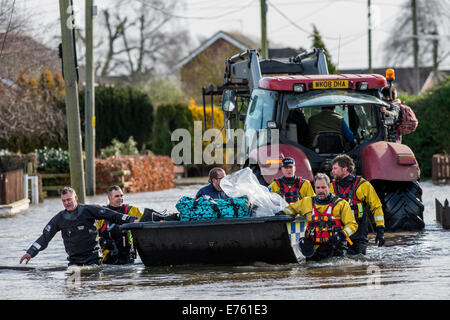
[151,102,194,156]
[79,85,154,153]
[402,76,450,178]
[151,99,226,162]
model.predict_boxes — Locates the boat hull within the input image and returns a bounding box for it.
[121,216,306,266]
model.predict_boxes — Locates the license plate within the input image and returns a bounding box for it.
[312,80,349,89]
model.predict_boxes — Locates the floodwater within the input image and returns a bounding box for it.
[0,181,449,300]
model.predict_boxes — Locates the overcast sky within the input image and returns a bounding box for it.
[16,0,449,70]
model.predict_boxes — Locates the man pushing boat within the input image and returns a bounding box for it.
[20,186,138,266]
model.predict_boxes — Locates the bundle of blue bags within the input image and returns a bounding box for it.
[176,195,252,221]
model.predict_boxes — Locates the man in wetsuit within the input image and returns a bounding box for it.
[97,185,143,265]
[19,186,138,266]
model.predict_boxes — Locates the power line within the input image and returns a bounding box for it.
[266,0,311,36]
[269,0,335,35]
[135,0,256,20]
[267,0,367,41]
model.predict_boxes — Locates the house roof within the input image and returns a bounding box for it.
[0,33,60,83]
[175,30,305,70]
[174,31,251,70]
[420,70,449,93]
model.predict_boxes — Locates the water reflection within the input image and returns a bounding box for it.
[1,181,449,299]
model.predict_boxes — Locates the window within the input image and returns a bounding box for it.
[244,89,278,154]
[283,90,387,146]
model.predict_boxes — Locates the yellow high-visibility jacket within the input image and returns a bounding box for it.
[330,177,385,228]
[268,177,315,200]
[283,195,358,239]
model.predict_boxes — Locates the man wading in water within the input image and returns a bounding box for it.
[20,187,138,266]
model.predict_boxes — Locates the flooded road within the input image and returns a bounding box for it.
[0,181,449,300]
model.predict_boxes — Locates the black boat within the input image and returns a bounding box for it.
[120,216,307,266]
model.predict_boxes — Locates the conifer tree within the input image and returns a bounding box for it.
[310,24,338,74]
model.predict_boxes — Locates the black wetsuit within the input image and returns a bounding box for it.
[26,204,137,266]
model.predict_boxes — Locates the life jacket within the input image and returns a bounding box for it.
[332,176,366,221]
[99,204,134,264]
[274,177,304,203]
[99,204,130,233]
[306,196,343,244]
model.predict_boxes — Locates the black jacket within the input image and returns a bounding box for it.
[26,204,137,265]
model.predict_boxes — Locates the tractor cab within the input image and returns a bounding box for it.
[242,74,390,178]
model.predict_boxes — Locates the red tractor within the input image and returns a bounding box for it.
[202,49,424,232]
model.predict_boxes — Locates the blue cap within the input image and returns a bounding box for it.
[281,157,295,168]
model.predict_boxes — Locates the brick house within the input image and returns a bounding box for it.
[175,30,303,102]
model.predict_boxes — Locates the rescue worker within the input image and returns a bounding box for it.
[268,157,315,203]
[380,86,401,121]
[380,86,418,143]
[97,185,143,265]
[196,167,229,200]
[330,154,385,255]
[277,173,358,261]
[19,187,138,266]
[307,106,355,149]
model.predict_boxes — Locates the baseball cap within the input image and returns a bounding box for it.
[281,157,295,168]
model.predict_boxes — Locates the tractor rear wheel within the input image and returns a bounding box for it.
[373,181,425,231]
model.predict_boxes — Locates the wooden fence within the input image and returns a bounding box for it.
[0,169,24,205]
[436,198,450,229]
[432,154,450,184]
[40,173,70,194]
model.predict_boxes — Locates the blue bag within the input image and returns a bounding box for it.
[176,195,252,221]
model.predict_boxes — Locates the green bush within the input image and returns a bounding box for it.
[402,76,450,178]
[151,103,193,156]
[99,136,139,159]
[36,147,70,173]
[79,85,154,153]
[138,77,184,107]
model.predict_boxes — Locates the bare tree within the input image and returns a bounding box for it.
[0,0,29,34]
[383,0,450,68]
[0,69,67,152]
[77,0,190,80]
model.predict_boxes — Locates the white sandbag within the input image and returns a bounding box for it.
[221,168,288,217]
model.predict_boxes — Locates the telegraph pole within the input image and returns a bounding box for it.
[59,0,86,203]
[368,0,372,73]
[431,31,438,74]
[260,0,268,59]
[85,0,96,196]
[412,0,419,94]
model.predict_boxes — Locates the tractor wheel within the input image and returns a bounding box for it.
[374,181,425,231]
